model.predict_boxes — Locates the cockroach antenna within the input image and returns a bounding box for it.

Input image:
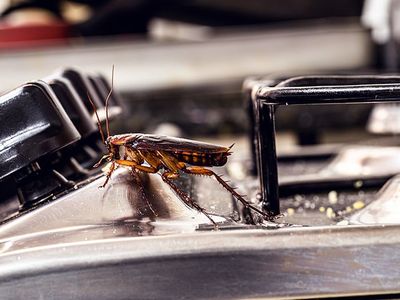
[104,65,114,139]
[87,92,106,145]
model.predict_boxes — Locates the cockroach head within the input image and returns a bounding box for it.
[105,136,119,158]
[105,136,112,147]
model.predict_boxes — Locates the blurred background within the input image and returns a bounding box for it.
[0,0,398,144]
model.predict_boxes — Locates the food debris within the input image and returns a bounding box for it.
[353,200,365,210]
[354,180,363,188]
[328,191,338,205]
[319,207,326,212]
[286,208,295,216]
[326,207,336,219]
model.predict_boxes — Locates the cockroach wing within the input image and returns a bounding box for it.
[128,134,231,154]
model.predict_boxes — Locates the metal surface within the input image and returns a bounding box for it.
[0,16,395,298]
[350,174,400,224]
[2,168,400,299]
[0,22,371,93]
[1,124,400,295]
[368,103,400,134]
[278,145,400,195]
[1,221,400,299]
[0,168,228,251]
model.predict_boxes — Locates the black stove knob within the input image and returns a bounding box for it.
[58,68,103,112]
[87,74,123,120]
[97,74,120,105]
[88,74,123,107]
[0,82,81,181]
[44,77,97,139]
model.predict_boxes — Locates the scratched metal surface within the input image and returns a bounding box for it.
[0,169,230,254]
[1,145,400,298]
[1,225,400,299]
[0,168,399,299]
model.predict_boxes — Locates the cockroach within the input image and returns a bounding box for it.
[89,66,272,228]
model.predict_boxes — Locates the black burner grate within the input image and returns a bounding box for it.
[249,75,400,216]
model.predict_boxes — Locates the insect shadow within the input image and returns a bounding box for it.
[88,66,274,229]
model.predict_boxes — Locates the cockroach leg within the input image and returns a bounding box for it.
[157,151,185,172]
[161,172,219,229]
[101,161,116,188]
[94,154,110,168]
[130,169,157,217]
[115,159,159,174]
[183,166,273,221]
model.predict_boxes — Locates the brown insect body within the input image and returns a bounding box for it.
[109,133,231,168]
[90,66,272,229]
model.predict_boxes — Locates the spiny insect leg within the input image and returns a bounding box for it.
[183,166,273,221]
[94,154,110,168]
[115,159,159,173]
[101,161,116,188]
[130,169,157,217]
[161,172,218,229]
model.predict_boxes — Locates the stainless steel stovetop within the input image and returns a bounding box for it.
[1,62,400,299]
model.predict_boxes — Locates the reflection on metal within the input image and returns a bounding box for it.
[0,168,229,255]
[279,145,400,195]
[323,145,400,177]
[281,145,400,186]
[1,224,400,299]
[368,103,400,134]
[2,167,400,298]
[350,174,400,224]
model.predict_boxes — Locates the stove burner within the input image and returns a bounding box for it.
[249,75,400,216]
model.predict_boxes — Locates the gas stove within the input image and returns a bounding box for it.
[1,65,400,299]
